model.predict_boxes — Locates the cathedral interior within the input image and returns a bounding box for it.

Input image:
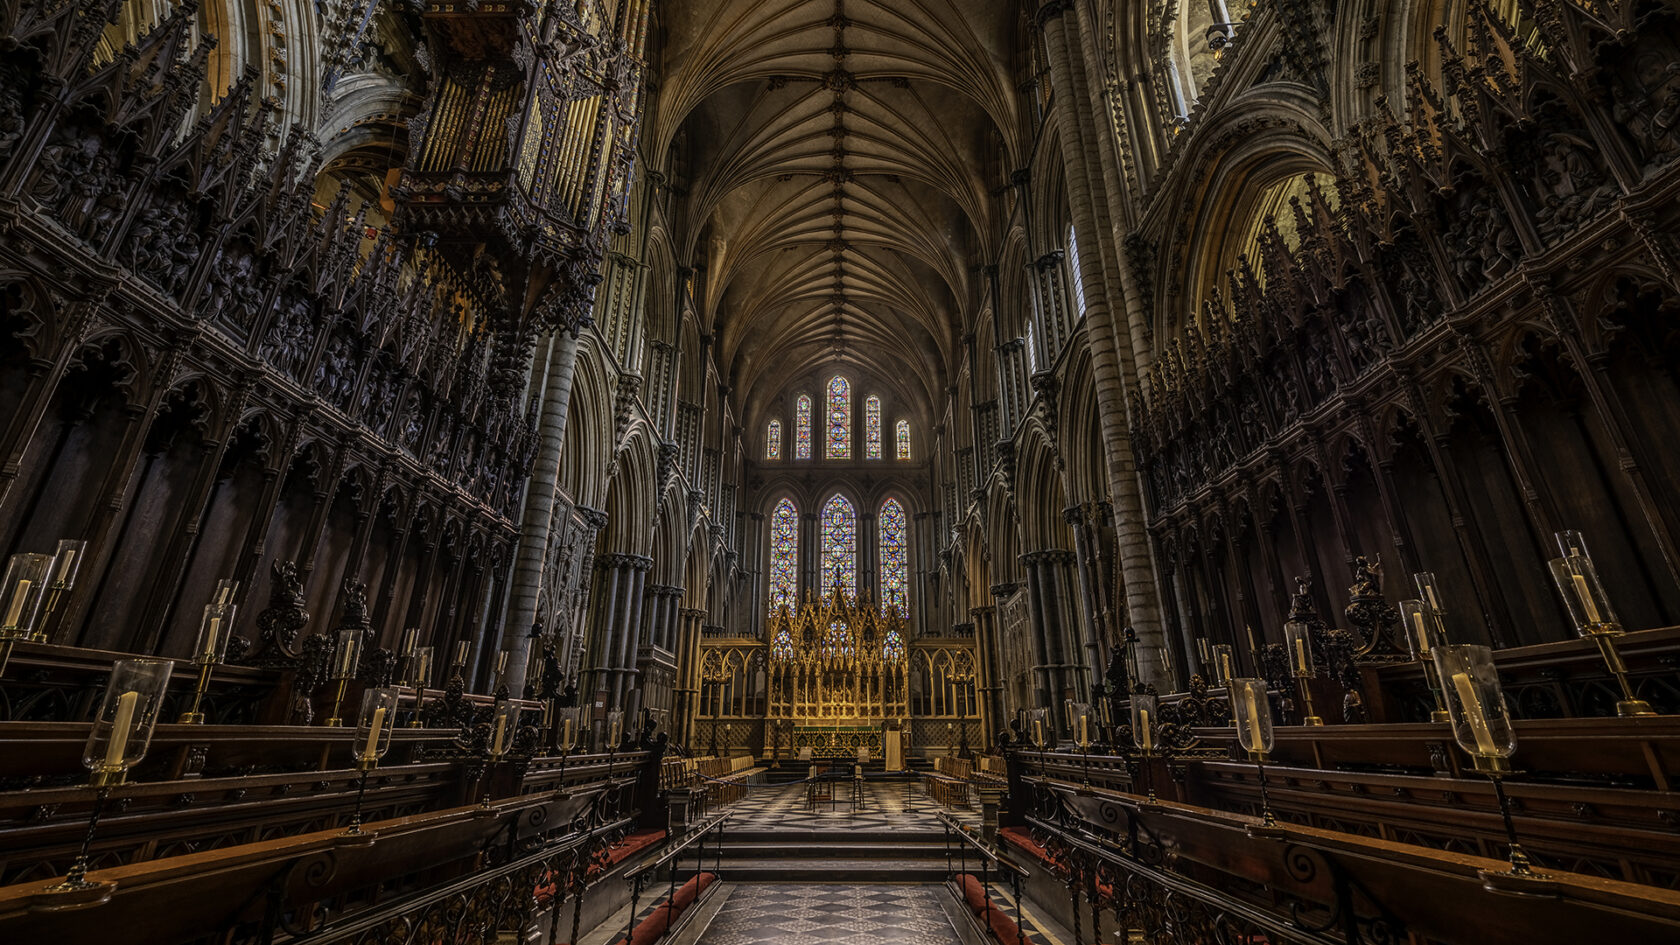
[2,0,1680,942]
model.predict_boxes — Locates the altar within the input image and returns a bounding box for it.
[790,723,883,759]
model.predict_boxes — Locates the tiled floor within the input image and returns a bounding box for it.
[721,779,975,833]
[693,884,964,945]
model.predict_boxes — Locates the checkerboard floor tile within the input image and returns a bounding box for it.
[719,781,979,833]
[695,884,964,945]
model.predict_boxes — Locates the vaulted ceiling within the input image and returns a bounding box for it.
[652,0,1028,435]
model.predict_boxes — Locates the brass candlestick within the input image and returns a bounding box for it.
[1285,619,1323,726]
[180,598,235,724]
[323,628,364,727]
[1548,537,1656,717]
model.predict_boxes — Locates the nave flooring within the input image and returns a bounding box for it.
[580,782,1072,945]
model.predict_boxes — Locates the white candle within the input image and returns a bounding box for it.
[1425,585,1442,613]
[1220,652,1234,684]
[55,550,77,585]
[200,616,222,661]
[1293,637,1311,675]
[1571,572,1603,625]
[1078,714,1088,748]
[1410,611,1430,655]
[104,690,140,768]
[3,579,30,628]
[1032,719,1043,747]
[491,715,507,756]
[363,707,387,760]
[1450,672,1498,756]
[1243,688,1263,752]
[562,717,574,751]
[1139,709,1153,751]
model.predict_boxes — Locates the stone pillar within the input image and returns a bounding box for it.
[990,582,1019,722]
[502,330,583,693]
[971,604,1002,746]
[675,607,706,745]
[1066,505,1109,678]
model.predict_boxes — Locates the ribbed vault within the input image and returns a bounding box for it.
[656,0,1024,433]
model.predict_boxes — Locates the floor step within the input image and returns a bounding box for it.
[708,858,951,882]
[715,841,947,858]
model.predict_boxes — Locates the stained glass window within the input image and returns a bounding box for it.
[879,498,908,616]
[895,419,911,461]
[864,395,882,459]
[819,493,856,597]
[826,375,850,459]
[794,395,812,460]
[1067,224,1087,316]
[767,498,798,613]
[766,419,782,460]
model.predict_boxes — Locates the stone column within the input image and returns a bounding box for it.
[971,604,1001,746]
[990,582,1019,722]
[502,330,583,693]
[675,606,706,745]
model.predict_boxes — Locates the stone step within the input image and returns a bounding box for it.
[705,858,951,883]
[714,840,948,859]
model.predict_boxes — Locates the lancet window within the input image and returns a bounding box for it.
[794,395,812,459]
[865,395,882,459]
[895,419,911,460]
[879,498,908,616]
[766,419,782,460]
[767,498,798,612]
[826,375,851,458]
[820,493,857,596]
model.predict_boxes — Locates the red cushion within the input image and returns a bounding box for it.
[958,873,987,913]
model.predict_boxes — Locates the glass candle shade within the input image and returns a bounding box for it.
[396,628,419,685]
[1212,644,1236,686]
[1555,529,1589,560]
[1196,638,1212,668]
[210,578,239,611]
[411,647,433,690]
[1548,555,1621,634]
[1398,599,1445,662]
[489,701,518,760]
[607,709,624,749]
[192,603,235,665]
[1285,620,1316,678]
[557,706,583,752]
[1066,701,1094,749]
[1130,693,1159,752]
[49,540,88,589]
[332,628,364,680]
[82,659,174,780]
[1231,678,1274,756]
[0,553,53,637]
[1413,571,1446,615]
[1432,644,1516,762]
[493,650,510,680]
[354,687,400,765]
[453,640,470,666]
[1027,707,1051,749]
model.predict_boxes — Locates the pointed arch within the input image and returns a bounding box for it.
[895,419,912,461]
[819,493,857,596]
[766,418,782,460]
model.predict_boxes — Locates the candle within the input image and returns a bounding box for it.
[1220,651,1234,684]
[400,628,418,656]
[1425,584,1442,613]
[1571,572,1603,625]
[491,715,507,756]
[562,716,574,750]
[1409,611,1430,655]
[200,616,222,661]
[494,651,509,677]
[1032,718,1043,747]
[454,641,470,665]
[3,579,30,628]
[1139,709,1153,751]
[1078,714,1088,748]
[105,690,140,768]
[55,550,77,586]
[363,707,387,760]
[1293,636,1310,675]
[214,583,232,609]
[1450,672,1498,756]
[1243,688,1263,752]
